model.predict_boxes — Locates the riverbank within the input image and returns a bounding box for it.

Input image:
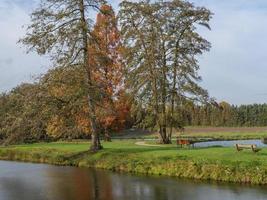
[1,140,267,184]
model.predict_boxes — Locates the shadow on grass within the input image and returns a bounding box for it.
[64,147,178,159]
[102,145,222,154]
[57,144,239,162]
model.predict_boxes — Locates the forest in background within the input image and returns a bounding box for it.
[1,72,266,145]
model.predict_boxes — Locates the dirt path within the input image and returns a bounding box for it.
[135,141,165,147]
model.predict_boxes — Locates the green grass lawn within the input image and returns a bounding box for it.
[3,140,267,167]
[1,140,267,184]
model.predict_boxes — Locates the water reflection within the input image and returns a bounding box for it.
[195,139,267,148]
[1,161,267,200]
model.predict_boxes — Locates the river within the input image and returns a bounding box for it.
[194,139,267,148]
[1,161,267,200]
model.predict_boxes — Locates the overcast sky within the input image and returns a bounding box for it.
[0,0,267,105]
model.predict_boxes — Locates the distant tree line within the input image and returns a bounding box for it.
[2,78,267,145]
[179,101,267,127]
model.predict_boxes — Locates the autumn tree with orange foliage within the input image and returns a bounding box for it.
[89,5,131,140]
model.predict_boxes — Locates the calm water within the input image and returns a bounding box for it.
[195,139,267,148]
[1,161,267,200]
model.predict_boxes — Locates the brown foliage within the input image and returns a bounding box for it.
[88,5,130,135]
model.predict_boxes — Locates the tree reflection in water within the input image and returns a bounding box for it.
[1,161,267,200]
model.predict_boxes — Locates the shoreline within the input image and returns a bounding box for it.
[0,141,267,185]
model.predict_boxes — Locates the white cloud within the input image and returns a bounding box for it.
[0,1,49,93]
[192,0,267,104]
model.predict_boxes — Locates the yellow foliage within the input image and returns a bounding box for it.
[46,115,65,138]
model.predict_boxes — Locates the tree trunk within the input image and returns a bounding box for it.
[160,41,171,144]
[170,40,179,142]
[88,93,102,151]
[159,126,171,144]
[79,0,102,151]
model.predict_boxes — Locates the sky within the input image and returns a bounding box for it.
[0,0,267,105]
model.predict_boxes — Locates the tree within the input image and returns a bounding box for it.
[0,83,49,145]
[89,5,127,140]
[40,65,91,140]
[119,0,212,143]
[19,0,106,151]
[219,101,233,126]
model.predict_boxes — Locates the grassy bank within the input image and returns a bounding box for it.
[1,140,267,184]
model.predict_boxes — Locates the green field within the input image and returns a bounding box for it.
[181,127,267,140]
[119,127,267,140]
[1,139,267,184]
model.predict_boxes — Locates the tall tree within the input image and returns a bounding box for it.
[89,5,126,138]
[19,0,105,151]
[119,0,212,143]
